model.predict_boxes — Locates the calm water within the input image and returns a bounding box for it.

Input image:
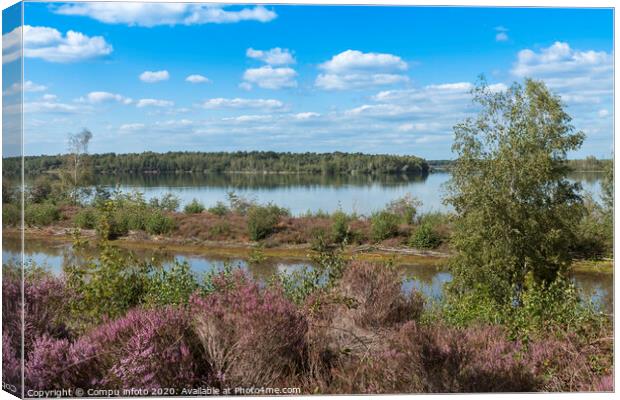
[87,171,605,216]
[2,237,612,314]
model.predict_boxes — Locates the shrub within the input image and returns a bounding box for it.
[74,208,98,229]
[208,201,229,216]
[409,223,442,249]
[331,211,352,244]
[3,203,20,226]
[207,222,232,238]
[184,199,205,214]
[149,193,180,212]
[144,262,199,307]
[145,211,176,235]
[191,270,307,387]
[339,261,424,328]
[25,203,61,226]
[370,211,400,242]
[64,238,151,327]
[247,204,287,241]
[386,194,421,224]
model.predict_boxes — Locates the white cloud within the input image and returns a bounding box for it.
[41,94,58,101]
[23,101,81,114]
[2,80,47,96]
[512,42,611,79]
[2,26,21,63]
[495,26,509,42]
[3,25,112,63]
[316,50,409,90]
[119,123,146,133]
[136,98,174,108]
[294,112,320,120]
[140,70,170,83]
[320,50,407,73]
[316,73,409,91]
[54,4,277,27]
[81,91,132,105]
[242,66,297,90]
[201,97,284,110]
[510,41,612,148]
[246,48,295,65]
[224,114,273,123]
[186,74,211,84]
[598,109,609,118]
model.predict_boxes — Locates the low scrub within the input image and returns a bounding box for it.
[247,204,288,241]
[370,211,400,242]
[184,199,206,214]
[25,203,61,226]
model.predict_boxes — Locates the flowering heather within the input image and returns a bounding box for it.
[26,307,208,390]
[191,269,307,387]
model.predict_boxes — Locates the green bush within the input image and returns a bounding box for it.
[25,203,61,226]
[74,208,98,229]
[145,211,176,235]
[442,274,607,341]
[247,204,286,241]
[386,194,421,224]
[144,262,199,307]
[2,203,20,226]
[331,211,352,244]
[149,193,180,212]
[208,201,229,216]
[184,198,205,214]
[370,211,400,242]
[410,223,442,249]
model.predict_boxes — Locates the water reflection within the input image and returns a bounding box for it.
[2,237,612,313]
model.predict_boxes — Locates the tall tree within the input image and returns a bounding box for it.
[446,78,585,305]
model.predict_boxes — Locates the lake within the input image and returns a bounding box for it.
[2,237,612,314]
[81,170,606,216]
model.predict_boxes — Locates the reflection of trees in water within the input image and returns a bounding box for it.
[571,271,613,314]
[567,171,605,185]
[78,172,430,190]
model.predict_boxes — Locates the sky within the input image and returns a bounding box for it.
[2,2,614,159]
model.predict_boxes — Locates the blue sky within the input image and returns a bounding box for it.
[2,3,614,158]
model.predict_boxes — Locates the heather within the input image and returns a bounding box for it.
[2,248,611,395]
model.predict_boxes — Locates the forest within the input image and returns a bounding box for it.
[3,151,429,176]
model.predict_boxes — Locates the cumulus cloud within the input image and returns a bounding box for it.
[242,66,298,90]
[3,25,112,63]
[136,98,174,108]
[80,91,132,105]
[140,70,170,83]
[246,48,295,65]
[511,41,612,147]
[200,97,284,110]
[186,74,211,84]
[512,42,611,79]
[54,4,276,27]
[495,26,509,42]
[315,50,409,90]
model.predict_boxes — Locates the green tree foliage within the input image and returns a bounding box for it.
[446,78,585,305]
[5,151,429,176]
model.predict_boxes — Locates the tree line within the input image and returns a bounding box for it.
[3,151,429,176]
